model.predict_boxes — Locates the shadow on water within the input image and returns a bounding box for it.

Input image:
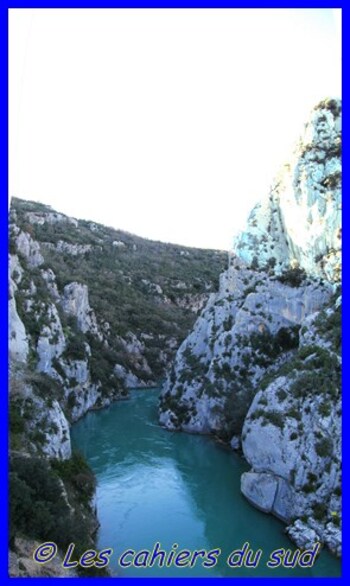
[71,389,341,578]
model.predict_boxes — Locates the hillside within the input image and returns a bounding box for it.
[10,197,227,422]
[9,198,226,575]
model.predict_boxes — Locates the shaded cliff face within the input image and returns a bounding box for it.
[159,99,341,554]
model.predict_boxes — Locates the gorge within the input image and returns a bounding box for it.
[9,98,341,576]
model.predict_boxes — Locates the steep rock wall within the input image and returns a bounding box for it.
[159,99,342,554]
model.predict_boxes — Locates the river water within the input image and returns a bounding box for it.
[71,388,341,577]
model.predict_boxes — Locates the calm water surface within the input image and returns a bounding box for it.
[72,389,341,577]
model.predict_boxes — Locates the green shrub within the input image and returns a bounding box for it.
[223,315,233,331]
[277,388,287,402]
[315,436,333,458]
[287,407,302,421]
[51,451,96,506]
[277,267,306,287]
[275,326,300,351]
[243,284,257,296]
[9,452,103,575]
[266,410,284,428]
[63,333,86,361]
[314,306,341,353]
[315,98,341,117]
[29,372,64,402]
[312,502,327,521]
[52,357,66,378]
[10,456,70,545]
[215,381,255,440]
[318,401,331,417]
[9,400,25,435]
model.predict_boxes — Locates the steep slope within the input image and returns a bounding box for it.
[159,99,341,554]
[9,198,226,428]
[9,200,227,573]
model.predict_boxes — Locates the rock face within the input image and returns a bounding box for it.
[9,537,77,577]
[159,258,332,435]
[15,230,44,267]
[9,256,29,363]
[159,99,342,555]
[233,98,341,283]
[36,304,66,373]
[31,396,72,460]
[42,240,95,256]
[9,250,127,447]
[241,472,278,513]
[241,305,341,556]
[61,282,100,335]
[9,197,226,464]
[10,366,72,459]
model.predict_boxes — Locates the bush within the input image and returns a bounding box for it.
[277,267,306,287]
[9,400,25,435]
[318,401,331,417]
[9,453,103,575]
[10,456,69,545]
[182,347,204,376]
[243,284,257,296]
[315,436,333,458]
[63,333,86,361]
[52,357,66,378]
[223,315,233,331]
[266,410,284,428]
[51,451,96,506]
[29,372,64,402]
[312,502,327,521]
[275,326,299,351]
[277,388,288,402]
[287,407,302,421]
[220,382,255,438]
[67,391,78,409]
[314,306,341,353]
[315,98,341,117]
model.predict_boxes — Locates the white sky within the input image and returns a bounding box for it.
[9,8,341,251]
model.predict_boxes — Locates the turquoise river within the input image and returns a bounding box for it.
[71,388,341,578]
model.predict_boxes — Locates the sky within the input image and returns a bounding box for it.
[9,9,341,251]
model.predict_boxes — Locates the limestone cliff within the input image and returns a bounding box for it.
[9,197,226,410]
[9,236,125,457]
[233,98,341,283]
[159,99,342,554]
[241,302,341,556]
